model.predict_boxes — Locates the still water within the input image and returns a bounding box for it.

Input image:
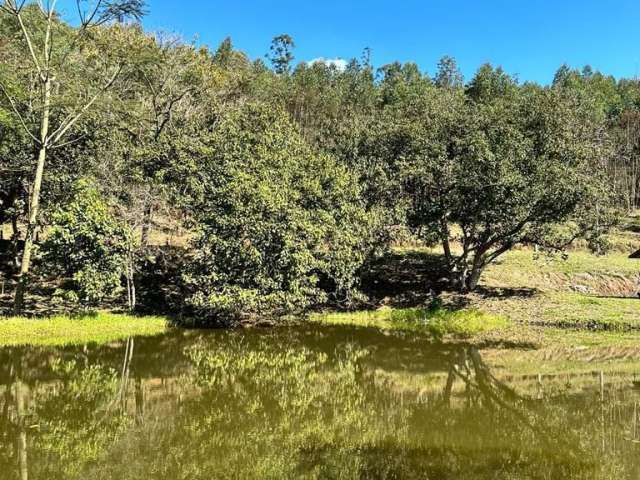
[0,325,639,479]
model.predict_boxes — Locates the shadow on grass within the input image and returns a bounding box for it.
[360,249,540,310]
[473,286,538,299]
[475,340,539,350]
[528,319,640,332]
[360,250,450,308]
[587,294,640,300]
[2,248,546,324]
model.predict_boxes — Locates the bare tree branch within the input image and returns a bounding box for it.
[13,9,46,80]
[49,132,88,149]
[47,65,122,146]
[0,80,39,143]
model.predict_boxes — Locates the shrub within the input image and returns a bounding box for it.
[42,180,130,306]
[181,104,384,324]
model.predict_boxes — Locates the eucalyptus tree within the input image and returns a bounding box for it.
[0,0,145,312]
[552,65,640,211]
[434,55,464,89]
[609,108,640,210]
[378,61,432,107]
[267,34,295,75]
[287,54,378,159]
[285,61,345,145]
[552,64,622,118]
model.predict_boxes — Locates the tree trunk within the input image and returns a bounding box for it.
[450,266,469,292]
[10,216,21,270]
[10,215,18,240]
[140,204,153,247]
[450,264,483,293]
[13,78,51,313]
[465,265,483,292]
[125,256,136,312]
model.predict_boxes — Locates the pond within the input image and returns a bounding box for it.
[0,325,639,479]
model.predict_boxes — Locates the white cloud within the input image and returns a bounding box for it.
[308,57,348,72]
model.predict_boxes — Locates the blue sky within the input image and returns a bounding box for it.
[67,0,640,84]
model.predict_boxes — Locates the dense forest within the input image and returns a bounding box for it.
[0,1,636,324]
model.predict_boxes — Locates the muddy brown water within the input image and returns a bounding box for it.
[1,325,639,479]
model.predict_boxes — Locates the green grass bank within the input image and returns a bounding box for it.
[0,312,169,347]
[310,307,509,338]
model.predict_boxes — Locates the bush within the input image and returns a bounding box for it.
[42,180,130,306]
[181,104,384,324]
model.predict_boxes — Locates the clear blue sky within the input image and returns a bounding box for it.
[75,0,640,83]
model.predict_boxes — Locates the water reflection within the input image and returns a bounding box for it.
[0,326,639,479]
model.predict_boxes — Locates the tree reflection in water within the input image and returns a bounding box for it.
[0,329,639,479]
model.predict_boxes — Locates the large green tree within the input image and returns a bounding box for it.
[181,103,383,323]
[41,180,129,306]
[375,65,616,291]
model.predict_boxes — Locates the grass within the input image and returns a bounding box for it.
[480,248,638,289]
[308,240,638,347]
[310,306,509,338]
[387,239,640,351]
[449,246,640,331]
[0,312,169,347]
[538,292,640,328]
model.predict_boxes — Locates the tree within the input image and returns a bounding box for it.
[267,34,295,75]
[41,180,129,306]
[466,63,518,101]
[609,109,640,210]
[551,64,621,118]
[0,0,145,312]
[378,61,431,106]
[213,36,233,66]
[181,103,382,324]
[377,66,616,291]
[117,32,210,246]
[434,55,463,89]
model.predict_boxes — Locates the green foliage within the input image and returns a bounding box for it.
[182,103,383,323]
[369,65,618,291]
[268,34,295,75]
[42,180,130,305]
[552,64,622,118]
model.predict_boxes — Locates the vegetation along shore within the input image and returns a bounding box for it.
[3,2,640,480]
[0,1,639,348]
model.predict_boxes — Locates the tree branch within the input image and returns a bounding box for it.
[13,8,46,81]
[47,65,122,146]
[0,80,39,144]
[43,0,57,68]
[49,132,88,149]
